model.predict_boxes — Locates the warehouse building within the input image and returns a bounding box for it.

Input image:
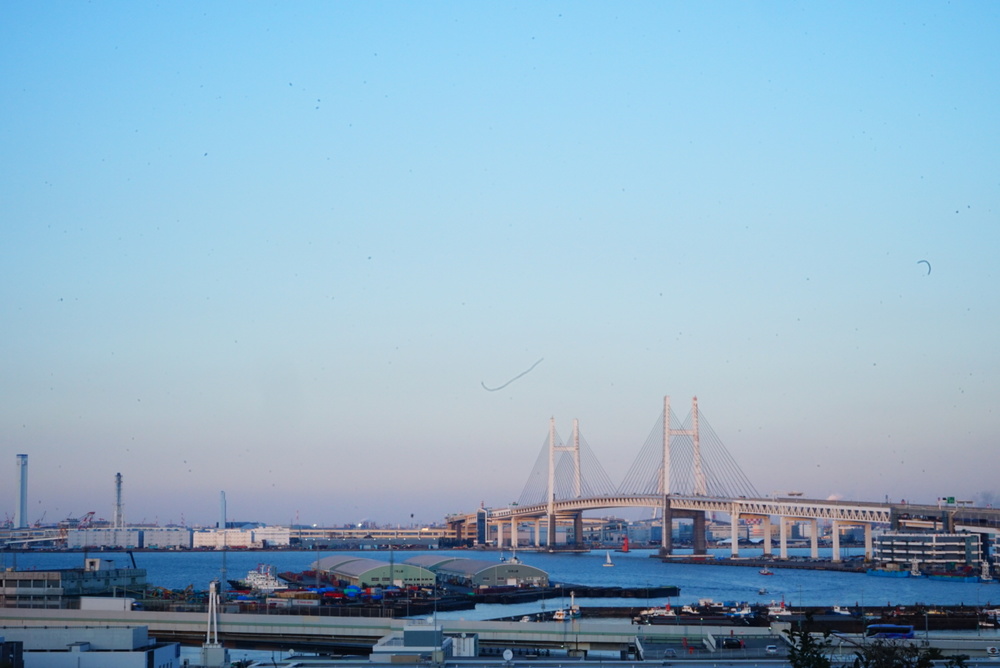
[404,555,548,588]
[65,527,192,550]
[313,556,435,588]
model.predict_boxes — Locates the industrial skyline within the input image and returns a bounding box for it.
[2,3,998,526]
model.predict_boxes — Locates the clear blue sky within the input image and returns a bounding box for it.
[2,2,998,527]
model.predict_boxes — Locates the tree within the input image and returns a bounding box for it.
[784,617,833,668]
[851,640,968,668]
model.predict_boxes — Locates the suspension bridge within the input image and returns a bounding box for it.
[451,396,1000,561]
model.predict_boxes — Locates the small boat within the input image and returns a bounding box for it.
[758,587,768,595]
[603,551,615,567]
[553,591,581,621]
[759,566,773,575]
[634,604,677,623]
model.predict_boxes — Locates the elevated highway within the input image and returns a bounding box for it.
[479,493,1000,562]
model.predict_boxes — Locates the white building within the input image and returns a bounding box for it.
[874,531,982,570]
[191,526,291,549]
[192,528,256,549]
[141,527,192,549]
[65,528,142,550]
[66,527,192,550]
[252,526,291,547]
[0,625,179,668]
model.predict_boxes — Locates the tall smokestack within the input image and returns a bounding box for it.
[219,491,228,597]
[15,454,28,528]
[113,472,124,529]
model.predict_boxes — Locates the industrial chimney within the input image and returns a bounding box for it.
[15,454,28,528]
[113,472,124,530]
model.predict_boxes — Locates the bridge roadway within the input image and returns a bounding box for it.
[486,495,1000,561]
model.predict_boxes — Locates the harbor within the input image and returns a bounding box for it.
[4,548,1000,653]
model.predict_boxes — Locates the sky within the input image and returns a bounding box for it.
[2,2,998,528]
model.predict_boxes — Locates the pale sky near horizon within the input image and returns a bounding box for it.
[2,2,998,527]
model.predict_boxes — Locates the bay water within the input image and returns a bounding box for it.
[4,546,998,619]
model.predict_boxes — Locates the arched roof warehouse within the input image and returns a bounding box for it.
[404,555,548,588]
[312,555,435,588]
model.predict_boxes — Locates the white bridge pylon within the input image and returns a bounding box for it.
[489,396,889,561]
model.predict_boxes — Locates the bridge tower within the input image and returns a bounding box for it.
[660,396,706,554]
[545,417,583,547]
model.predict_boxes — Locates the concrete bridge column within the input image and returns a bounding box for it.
[810,519,819,559]
[660,498,673,555]
[864,523,873,561]
[762,516,772,556]
[573,513,584,547]
[496,522,504,548]
[534,519,541,548]
[831,521,841,562]
[730,505,740,558]
[547,514,557,548]
[778,516,788,559]
[693,512,707,555]
[510,517,517,548]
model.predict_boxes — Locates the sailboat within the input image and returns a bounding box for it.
[603,551,614,567]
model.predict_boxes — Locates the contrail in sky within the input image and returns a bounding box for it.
[482,358,544,392]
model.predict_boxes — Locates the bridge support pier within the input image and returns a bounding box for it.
[730,505,740,558]
[534,519,541,548]
[692,512,707,555]
[831,521,841,562]
[573,513,584,547]
[779,517,789,559]
[762,516,772,556]
[810,519,819,559]
[864,523,872,561]
[547,514,557,548]
[659,499,673,555]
